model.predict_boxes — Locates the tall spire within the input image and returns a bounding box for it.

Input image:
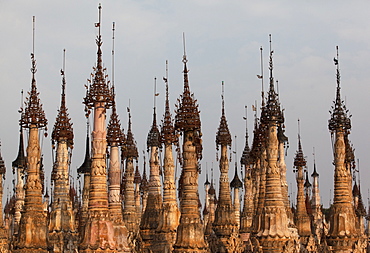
[173,34,207,252]
[14,16,48,253]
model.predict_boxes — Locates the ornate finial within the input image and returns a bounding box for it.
[52,49,73,146]
[161,60,177,145]
[240,105,251,166]
[78,119,91,174]
[328,46,351,133]
[261,34,283,124]
[147,77,161,150]
[84,3,114,109]
[294,119,306,168]
[21,16,47,130]
[122,107,138,159]
[216,81,232,149]
[174,35,202,159]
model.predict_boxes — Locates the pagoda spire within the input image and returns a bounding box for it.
[79,5,117,252]
[14,16,48,253]
[327,46,364,251]
[156,61,180,252]
[173,34,208,252]
[48,51,78,252]
[256,35,293,251]
[212,81,239,252]
[141,77,163,251]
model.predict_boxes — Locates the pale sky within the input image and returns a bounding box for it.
[1,1,370,209]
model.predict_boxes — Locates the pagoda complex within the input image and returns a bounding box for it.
[1,6,369,253]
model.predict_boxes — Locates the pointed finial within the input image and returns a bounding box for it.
[204,162,210,186]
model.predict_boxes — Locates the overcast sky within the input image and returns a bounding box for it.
[1,1,370,209]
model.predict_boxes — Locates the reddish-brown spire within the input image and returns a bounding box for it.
[52,52,73,146]
[83,4,113,109]
[21,53,47,129]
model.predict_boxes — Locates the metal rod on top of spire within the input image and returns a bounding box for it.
[257,46,265,107]
[112,22,115,90]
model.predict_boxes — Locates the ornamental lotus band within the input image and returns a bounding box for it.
[1,4,369,253]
